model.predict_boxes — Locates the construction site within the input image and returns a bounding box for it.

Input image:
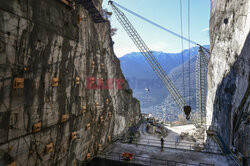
[0,0,249,166]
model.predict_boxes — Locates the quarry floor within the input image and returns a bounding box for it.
[99,123,234,166]
[139,123,197,142]
[102,142,231,166]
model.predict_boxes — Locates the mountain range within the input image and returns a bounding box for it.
[119,45,209,121]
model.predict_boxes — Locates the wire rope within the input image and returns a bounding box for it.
[188,0,191,105]
[179,0,185,101]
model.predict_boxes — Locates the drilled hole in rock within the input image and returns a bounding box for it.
[224,18,228,24]
[6,31,10,36]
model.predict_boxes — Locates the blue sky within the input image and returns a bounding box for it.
[102,0,210,57]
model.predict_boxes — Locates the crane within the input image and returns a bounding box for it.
[107,2,210,127]
[196,47,209,125]
[108,1,202,127]
[107,5,243,164]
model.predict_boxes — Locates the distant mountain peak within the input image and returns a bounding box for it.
[120,45,209,59]
[119,45,209,117]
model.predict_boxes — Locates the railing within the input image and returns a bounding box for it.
[123,138,222,154]
[100,125,243,165]
[97,152,215,166]
[111,134,125,142]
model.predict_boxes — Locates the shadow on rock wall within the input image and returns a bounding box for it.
[211,32,250,155]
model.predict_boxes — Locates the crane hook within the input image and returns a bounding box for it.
[184,106,191,120]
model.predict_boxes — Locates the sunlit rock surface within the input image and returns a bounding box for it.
[207,0,250,160]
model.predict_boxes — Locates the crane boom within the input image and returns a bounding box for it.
[109,1,200,127]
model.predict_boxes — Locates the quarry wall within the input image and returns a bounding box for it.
[207,0,250,161]
[0,0,141,165]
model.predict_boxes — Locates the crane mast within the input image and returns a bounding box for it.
[196,47,209,126]
[109,1,200,127]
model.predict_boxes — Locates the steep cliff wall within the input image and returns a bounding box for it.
[207,0,250,160]
[0,0,140,165]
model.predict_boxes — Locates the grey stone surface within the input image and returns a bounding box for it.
[207,0,250,160]
[103,142,232,166]
[0,0,141,165]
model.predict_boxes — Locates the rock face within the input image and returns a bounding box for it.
[0,0,140,165]
[207,0,250,160]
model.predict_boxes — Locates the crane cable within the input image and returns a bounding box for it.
[111,1,197,45]
[110,1,210,55]
[188,0,191,106]
[109,1,200,127]
[179,0,185,101]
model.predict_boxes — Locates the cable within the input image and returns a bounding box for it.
[0,46,86,82]
[0,2,114,162]
[0,29,88,50]
[111,1,211,60]
[0,7,77,42]
[110,2,201,127]
[179,0,185,102]
[111,1,198,45]
[188,0,191,106]
[111,3,185,112]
